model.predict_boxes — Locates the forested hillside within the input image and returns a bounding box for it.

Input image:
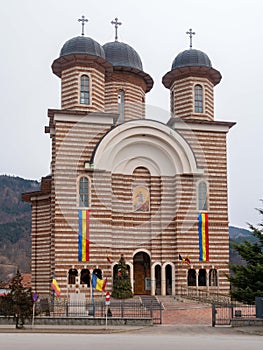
[0,175,39,282]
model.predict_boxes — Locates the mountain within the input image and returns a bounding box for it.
[0,175,256,283]
[0,175,39,282]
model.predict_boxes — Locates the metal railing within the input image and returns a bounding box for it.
[212,303,257,326]
[180,286,231,304]
[36,298,162,324]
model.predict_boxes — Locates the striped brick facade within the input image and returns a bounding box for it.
[170,77,214,121]
[61,65,105,112]
[105,72,146,121]
[23,36,234,300]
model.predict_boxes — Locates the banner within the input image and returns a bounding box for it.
[78,210,90,261]
[198,213,209,261]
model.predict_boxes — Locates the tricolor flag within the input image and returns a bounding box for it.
[106,252,112,264]
[51,277,61,296]
[179,254,191,265]
[78,210,90,262]
[198,213,209,261]
[91,273,107,292]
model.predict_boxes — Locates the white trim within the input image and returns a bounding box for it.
[53,113,117,125]
[169,119,233,133]
[193,83,205,114]
[76,174,91,209]
[93,120,203,176]
[31,194,50,201]
[78,72,92,107]
[196,179,209,211]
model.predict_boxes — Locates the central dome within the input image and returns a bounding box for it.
[60,36,105,59]
[171,49,212,70]
[103,41,143,71]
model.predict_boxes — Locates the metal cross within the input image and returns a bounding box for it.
[186,28,196,49]
[111,17,122,41]
[78,15,88,36]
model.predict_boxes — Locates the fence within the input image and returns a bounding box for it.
[180,286,231,305]
[37,298,162,324]
[212,303,256,326]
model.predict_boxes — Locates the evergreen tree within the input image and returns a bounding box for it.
[0,271,33,328]
[111,255,133,299]
[228,208,263,304]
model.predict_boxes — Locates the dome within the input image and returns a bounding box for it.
[60,36,105,59]
[171,49,212,70]
[103,41,143,71]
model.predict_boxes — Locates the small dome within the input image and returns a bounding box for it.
[60,36,105,59]
[171,49,212,70]
[103,41,143,71]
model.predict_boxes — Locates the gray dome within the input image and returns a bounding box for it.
[60,36,105,59]
[103,41,143,71]
[172,49,212,70]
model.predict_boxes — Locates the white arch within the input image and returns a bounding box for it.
[92,120,203,176]
[162,262,175,296]
[132,248,151,259]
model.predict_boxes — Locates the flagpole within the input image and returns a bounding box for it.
[91,286,95,316]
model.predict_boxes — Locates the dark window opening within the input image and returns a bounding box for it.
[187,269,196,286]
[198,269,207,286]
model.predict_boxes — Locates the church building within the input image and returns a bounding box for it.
[23,18,235,299]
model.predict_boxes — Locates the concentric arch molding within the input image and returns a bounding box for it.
[92,119,204,176]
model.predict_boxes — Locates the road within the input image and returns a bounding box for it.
[1,326,262,350]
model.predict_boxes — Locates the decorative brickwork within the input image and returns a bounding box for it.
[23,32,234,300]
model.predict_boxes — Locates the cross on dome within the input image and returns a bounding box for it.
[78,15,89,36]
[111,17,122,41]
[186,28,195,49]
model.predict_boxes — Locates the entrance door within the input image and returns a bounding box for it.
[133,252,151,295]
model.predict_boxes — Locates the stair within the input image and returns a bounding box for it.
[139,295,163,310]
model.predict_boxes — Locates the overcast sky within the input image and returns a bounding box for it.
[0,0,262,229]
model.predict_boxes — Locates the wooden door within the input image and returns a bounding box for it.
[134,263,145,294]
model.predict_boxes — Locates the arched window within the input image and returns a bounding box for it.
[118,90,125,123]
[198,181,208,211]
[80,268,90,286]
[198,268,207,286]
[194,84,203,113]
[165,265,172,295]
[155,265,161,295]
[209,269,218,287]
[80,75,90,104]
[171,90,175,115]
[68,268,78,285]
[78,176,90,208]
[187,269,196,286]
[93,268,102,280]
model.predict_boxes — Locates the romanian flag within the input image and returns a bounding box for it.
[92,273,107,292]
[198,213,209,261]
[78,210,90,262]
[51,277,61,296]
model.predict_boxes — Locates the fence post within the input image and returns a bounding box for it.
[121,301,124,318]
[65,301,68,317]
[159,301,162,324]
[212,303,216,327]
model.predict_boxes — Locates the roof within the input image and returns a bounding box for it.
[103,41,143,71]
[60,36,105,59]
[171,49,212,70]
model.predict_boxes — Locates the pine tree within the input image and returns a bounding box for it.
[0,271,33,328]
[228,208,263,304]
[111,255,133,299]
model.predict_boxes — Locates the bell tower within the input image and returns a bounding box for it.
[162,29,221,121]
[51,16,112,112]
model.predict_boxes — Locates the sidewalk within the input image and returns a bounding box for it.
[0,323,262,336]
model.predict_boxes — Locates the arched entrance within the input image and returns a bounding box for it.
[133,252,151,295]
